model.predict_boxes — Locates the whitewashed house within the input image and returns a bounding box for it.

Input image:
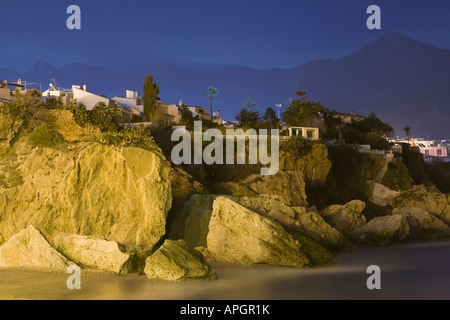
[72,85,110,110]
[111,90,144,114]
[42,83,73,106]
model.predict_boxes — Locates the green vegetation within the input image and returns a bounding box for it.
[205,86,218,120]
[99,125,156,151]
[143,75,160,122]
[45,97,61,109]
[29,124,64,148]
[68,102,116,132]
[236,97,260,129]
[89,102,117,131]
[381,158,413,191]
[178,105,195,130]
[282,86,325,130]
[280,136,315,160]
[0,89,43,122]
[261,107,279,129]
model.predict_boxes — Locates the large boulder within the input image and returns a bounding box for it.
[393,185,450,224]
[0,225,73,270]
[144,239,217,281]
[365,181,400,207]
[351,215,410,246]
[206,196,327,267]
[295,211,354,252]
[232,194,301,228]
[319,200,367,237]
[243,170,308,206]
[392,207,450,240]
[0,144,172,248]
[54,233,151,274]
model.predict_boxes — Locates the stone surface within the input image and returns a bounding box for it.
[0,143,172,248]
[392,207,450,240]
[295,211,354,252]
[233,194,300,228]
[183,194,216,248]
[279,143,332,187]
[54,233,151,274]
[207,196,312,267]
[243,170,308,206]
[0,225,72,270]
[365,181,400,207]
[144,239,217,281]
[393,185,450,225]
[319,200,367,237]
[352,215,410,246]
[168,166,208,240]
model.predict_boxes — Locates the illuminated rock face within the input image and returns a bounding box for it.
[0,143,172,249]
[392,207,450,240]
[54,233,151,274]
[207,196,314,268]
[393,185,450,225]
[319,200,367,237]
[351,215,410,246]
[0,225,72,270]
[144,239,217,281]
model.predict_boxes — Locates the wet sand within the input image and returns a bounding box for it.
[1,240,450,300]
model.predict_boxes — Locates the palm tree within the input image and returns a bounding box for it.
[205,86,218,120]
[403,126,411,141]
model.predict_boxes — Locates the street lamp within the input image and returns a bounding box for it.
[276,104,282,119]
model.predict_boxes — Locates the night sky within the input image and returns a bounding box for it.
[1,0,450,71]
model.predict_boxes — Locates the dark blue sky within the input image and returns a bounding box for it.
[1,0,450,71]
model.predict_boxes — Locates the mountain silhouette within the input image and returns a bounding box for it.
[1,32,450,138]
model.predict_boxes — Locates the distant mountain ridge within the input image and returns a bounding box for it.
[1,32,450,138]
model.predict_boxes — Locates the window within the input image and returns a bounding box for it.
[425,150,430,156]
[437,149,443,156]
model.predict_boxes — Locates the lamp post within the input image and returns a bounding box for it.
[276,104,282,119]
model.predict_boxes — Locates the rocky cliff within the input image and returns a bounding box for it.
[1,108,450,281]
[0,142,172,248]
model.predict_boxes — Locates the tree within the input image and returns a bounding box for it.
[143,75,160,122]
[281,86,326,128]
[403,126,411,141]
[262,107,279,129]
[205,86,218,119]
[352,112,393,137]
[236,96,260,129]
[90,102,117,131]
[178,105,194,130]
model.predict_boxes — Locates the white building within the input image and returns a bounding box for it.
[42,83,73,106]
[111,90,144,114]
[284,127,320,140]
[72,85,110,110]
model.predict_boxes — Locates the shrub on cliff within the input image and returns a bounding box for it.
[68,102,117,132]
[99,125,156,151]
[29,124,64,148]
[280,136,315,159]
[381,158,413,191]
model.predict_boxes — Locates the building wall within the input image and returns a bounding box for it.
[111,96,144,113]
[0,88,12,101]
[72,87,110,110]
[420,147,448,157]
